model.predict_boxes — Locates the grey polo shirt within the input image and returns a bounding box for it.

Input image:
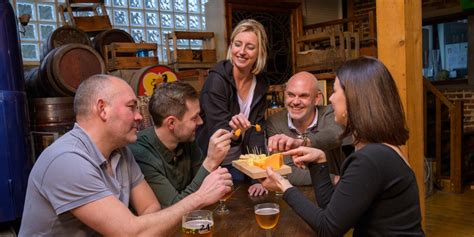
[19,124,144,237]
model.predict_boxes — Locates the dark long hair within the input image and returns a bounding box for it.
[336,56,409,145]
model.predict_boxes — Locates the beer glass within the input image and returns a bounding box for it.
[254,203,280,237]
[182,210,214,237]
[215,184,234,215]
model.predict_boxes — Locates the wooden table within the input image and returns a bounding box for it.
[173,182,316,237]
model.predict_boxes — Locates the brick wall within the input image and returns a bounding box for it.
[442,89,474,133]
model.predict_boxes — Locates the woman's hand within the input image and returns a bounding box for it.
[248,183,268,196]
[229,114,251,138]
[282,146,326,168]
[261,167,293,193]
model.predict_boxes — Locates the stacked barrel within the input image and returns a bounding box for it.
[24,25,106,159]
[0,0,32,223]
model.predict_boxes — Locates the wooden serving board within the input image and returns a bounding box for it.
[232,160,292,179]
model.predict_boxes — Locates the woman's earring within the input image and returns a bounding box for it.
[342,111,347,118]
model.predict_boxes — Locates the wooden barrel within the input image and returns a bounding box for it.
[108,69,137,84]
[41,26,91,60]
[39,43,106,97]
[24,67,44,98]
[92,29,135,60]
[128,65,178,97]
[29,97,75,159]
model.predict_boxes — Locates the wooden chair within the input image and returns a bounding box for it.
[59,0,112,35]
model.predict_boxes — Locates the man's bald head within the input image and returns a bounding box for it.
[286,71,319,94]
[74,74,129,119]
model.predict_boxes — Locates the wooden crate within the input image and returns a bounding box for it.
[175,69,208,93]
[303,10,375,58]
[58,0,112,35]
[165,31,217,71]
[296,49,345,70]
[295,30,359,73]
[104,42,158,71]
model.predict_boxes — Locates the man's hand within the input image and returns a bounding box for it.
[248,183,268,196]
[194,167,233,207]
[268,134,304,152]
[203,129,233,171]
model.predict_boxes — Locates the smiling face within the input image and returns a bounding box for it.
[230,31,259,72]
[284,73,321,124]
[329,77,347,126]
[173,99,203,142]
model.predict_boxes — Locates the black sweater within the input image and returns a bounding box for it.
[283,143,424,237]
[196,60,269,156]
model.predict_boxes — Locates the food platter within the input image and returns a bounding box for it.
[231,160,292,179]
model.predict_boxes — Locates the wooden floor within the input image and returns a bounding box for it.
[426,187,474,236]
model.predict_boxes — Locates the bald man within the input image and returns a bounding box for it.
[266,71,346,185]
[19,75,232,236]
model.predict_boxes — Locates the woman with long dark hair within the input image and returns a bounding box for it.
[262,56,424,236]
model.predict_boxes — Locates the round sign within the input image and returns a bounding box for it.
[130,65,177,97]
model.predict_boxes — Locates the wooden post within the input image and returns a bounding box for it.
[435,98,441,179]
[469,15,474,85]
[450,101,463,193]
[376,0,425,228]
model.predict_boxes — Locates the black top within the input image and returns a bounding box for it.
[196,60,269,156]
[283,143,424,237]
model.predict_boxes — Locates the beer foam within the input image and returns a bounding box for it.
[182,219,214,229]
[255,208,280,215]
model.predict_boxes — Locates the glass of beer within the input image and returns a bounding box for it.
[254,203,280,237]
[182,210,214,237]
[215,184,234,215]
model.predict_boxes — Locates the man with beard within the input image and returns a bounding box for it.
[129,81,233,207]
[267,72,347,185]
[19,75,232,236]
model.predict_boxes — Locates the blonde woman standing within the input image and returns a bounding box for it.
[197,19,269,196]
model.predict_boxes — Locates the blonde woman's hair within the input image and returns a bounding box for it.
[226,19,268,75]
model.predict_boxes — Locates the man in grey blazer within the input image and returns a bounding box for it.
[267,72,347,185]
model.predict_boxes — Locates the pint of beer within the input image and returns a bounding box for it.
[254,203,280,230]
[182,210,214,237]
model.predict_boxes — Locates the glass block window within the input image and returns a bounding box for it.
[11,0,209,64]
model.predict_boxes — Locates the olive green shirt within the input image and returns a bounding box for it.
[128,127,209,207]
